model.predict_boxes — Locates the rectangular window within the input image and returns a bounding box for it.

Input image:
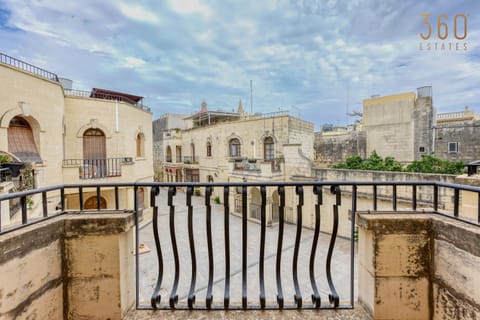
[418,146,425,153]
[448,142,458,154]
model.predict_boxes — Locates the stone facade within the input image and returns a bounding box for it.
[315,86,480,167]
[0,212,135,320]
[152,105,315,224]
[0,56,153,228]
[357,213,480,320]
[362,87,434,163]
[434,118,480,163]
[314,129,366,167]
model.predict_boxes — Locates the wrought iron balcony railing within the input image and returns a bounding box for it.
[64,89,151,112]
[63,157,133,179]
[0,181,479,312]
[183,156,198,164]
[0,52,59,82]
[233,158,282,172]
[0,168,12,183]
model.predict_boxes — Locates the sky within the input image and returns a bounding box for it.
[1,0,479,130]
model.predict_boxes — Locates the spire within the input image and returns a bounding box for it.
[237,99,244,114]
[200,100,207,113]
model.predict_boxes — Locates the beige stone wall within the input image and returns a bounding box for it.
[0,62,154,218]
[156,115,313,182]
[314,168,457,211]
[0,219,64,319]
[64,96,153,183]
[363,92,416,162]
[0,212,136,320]
[357,213,480,320]
[0,63,65,188]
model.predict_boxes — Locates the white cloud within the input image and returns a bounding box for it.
[166,0,212,19]
[119,3,160,24]
[123,56,146,68]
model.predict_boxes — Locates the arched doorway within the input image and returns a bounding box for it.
[84,196,107,210]
[83,129,106,178]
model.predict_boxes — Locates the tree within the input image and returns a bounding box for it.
[405,155,464,175]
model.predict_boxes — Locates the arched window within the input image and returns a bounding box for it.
[264,137,274,161]
[229,138,241,157]
[166,146,172,162]
[206,141,212,157]
[136,133,145,158]
[83,129,106,160]
[8,116,42,162]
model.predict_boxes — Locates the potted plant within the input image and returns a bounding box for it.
[0,154,25,177]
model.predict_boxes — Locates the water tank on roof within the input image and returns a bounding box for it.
[58,78,73,90]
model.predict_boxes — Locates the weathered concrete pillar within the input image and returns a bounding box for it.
[64,212,135,320]
[357,213,431,320]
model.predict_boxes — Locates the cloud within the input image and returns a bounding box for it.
[119,3,160,25]
[0,0,479,128]
[166,0,212,19]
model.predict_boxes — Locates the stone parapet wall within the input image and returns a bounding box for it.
[0,212,135,320]
[357,213,480,320]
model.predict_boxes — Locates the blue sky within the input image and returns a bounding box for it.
[1,0,479,130]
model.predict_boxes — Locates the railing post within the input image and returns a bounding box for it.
[223,186,230,309]
[293,186,304,308]
[454,188,460,217]
[350,185,357,307]
[327,185,340,308]
[241,185,247,309]
[150,186,163,309]
[21,195,27,225]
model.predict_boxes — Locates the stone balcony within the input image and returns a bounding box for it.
[0,181,479,319]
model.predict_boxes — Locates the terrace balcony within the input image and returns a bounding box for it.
[0,181,479,319]
[231,158,283,180]
[64,88,151,112]
[183,155,199,165]
[62,157,134,181]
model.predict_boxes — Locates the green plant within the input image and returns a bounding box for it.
[406,154,464,175]
[194,188,201,196]
[26,198,34,210]
[333,151,403,172]
[214,196,220,204]
[0,154,10,164]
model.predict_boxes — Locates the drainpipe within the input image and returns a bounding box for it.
[432,126,435,154]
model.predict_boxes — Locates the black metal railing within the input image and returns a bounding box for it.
[233,158,282,172]
[64,89,151,112]
[0,181,479,312]
[63,158,133,179]
[0,168,12,183]
[0,52,59,82]
[183,156,198,164]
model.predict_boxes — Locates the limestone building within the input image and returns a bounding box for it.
[0,53,153,228]
[152,101,315,224]
[315,85,480,167]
